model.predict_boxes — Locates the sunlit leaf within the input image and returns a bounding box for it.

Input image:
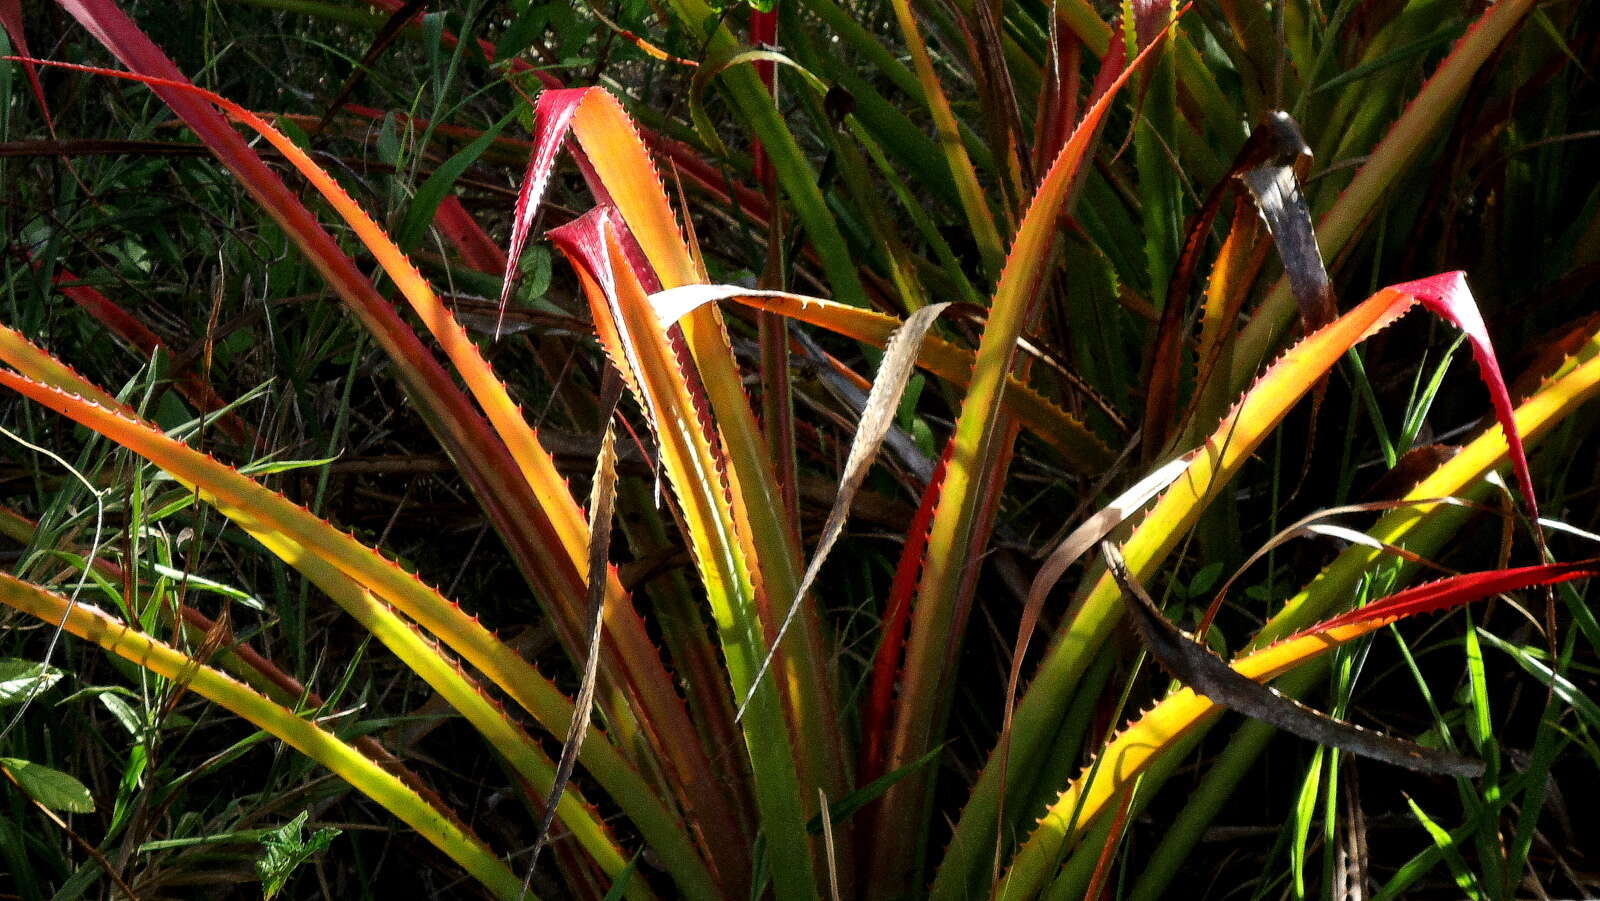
[0,659,63,706]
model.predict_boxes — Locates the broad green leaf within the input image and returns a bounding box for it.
[0,758,94,814]
[99,692,144,737]
[147,564,266,611]
[256,812,341,900]
[238,455,341,477]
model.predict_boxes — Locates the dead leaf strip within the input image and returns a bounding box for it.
[1102,540,1484,777]
[524,368,624,890]
[736,302,953,721]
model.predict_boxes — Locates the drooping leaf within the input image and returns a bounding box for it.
[1143,112,1288,455]
[1229,0,1539,386]
[13,43,630,679]
[659,283,1115,465]
[1006,454,1190,733]
[1236,112,1335,331]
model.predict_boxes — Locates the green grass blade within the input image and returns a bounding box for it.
[0,574,526,900]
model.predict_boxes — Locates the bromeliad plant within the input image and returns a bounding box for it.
[3,0,1599,898]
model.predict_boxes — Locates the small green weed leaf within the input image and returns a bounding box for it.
[518,245,553,302]
[1404,796,1484,900]
[1290,747,1325,898]
[1398,335,1465,452]
[276,116,314,153]
[1188,562,1224,599]
[0,758,95,813]
[54,684,137,706]
[0,572,524,895]
[1312,25,1465,95]
[110,744,148,833]
[0,658,62,705]
[689,46,828,160]
[256,812,340,899]
[376,111,402,167]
